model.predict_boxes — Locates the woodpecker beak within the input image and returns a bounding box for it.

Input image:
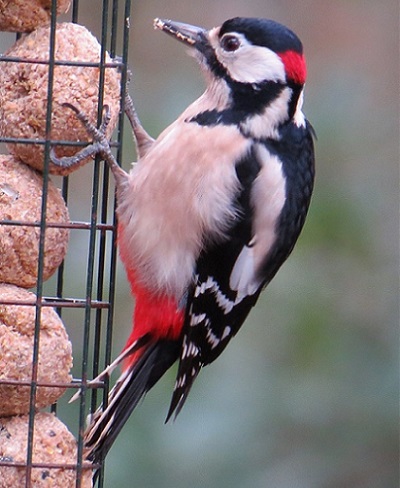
[154,18,206,47]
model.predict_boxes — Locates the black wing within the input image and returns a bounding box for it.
[166,147,263,420]
[166,122,315,421]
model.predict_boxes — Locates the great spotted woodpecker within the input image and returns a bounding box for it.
[52,17,315,464]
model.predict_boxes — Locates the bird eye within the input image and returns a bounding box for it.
[221,34,241,52]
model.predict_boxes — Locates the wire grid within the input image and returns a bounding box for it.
[0,1,132,486]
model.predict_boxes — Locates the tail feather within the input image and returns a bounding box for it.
[165,334,203,422]
[84,339,180,466]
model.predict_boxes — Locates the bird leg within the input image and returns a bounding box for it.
[50,66,155,176]
[122,70,155,159]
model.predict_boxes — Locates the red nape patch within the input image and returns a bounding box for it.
[279,50,307,85]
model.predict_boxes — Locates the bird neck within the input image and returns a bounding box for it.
[185,80,305,141]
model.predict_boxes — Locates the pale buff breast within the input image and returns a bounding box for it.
[117,119,251,299]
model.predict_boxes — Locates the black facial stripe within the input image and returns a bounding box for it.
[230,80,284,113]
[187,82,285,127]
[188,109,240,126]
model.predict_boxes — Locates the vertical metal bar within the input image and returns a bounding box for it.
[56,175,70,315]
[76,1,115,484]
[52,184,69,413]
[75,167,99,486]
[71,0,80,22]
[25,1,58,486]
[1,1,135,486]
[116,0,132,159]
[96,2,132,486]
[90,0,110,415]
[110,0,119,56]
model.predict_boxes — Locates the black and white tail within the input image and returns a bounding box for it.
[84,337,179,469]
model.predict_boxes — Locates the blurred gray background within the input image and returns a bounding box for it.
[0,1,398,487]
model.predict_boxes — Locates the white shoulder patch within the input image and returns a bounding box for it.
[229,244,261,301]
[230,144,287,299]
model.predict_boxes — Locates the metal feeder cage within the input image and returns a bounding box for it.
[0,1,132,486]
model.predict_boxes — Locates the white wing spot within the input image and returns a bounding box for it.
[182,337,200,359]
[206,328,221,349]
[175,374,186,389]
[194,275,256,316]
[221,326,231,341]
[182,339,198,359]
[194,275,214,297]
[190,312,206,326]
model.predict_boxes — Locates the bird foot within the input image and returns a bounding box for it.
[50,103,113,167]
[50,103,126,184]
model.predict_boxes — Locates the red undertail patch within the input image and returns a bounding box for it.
[122,278,184,370]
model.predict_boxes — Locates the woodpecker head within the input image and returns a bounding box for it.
[154,17,307,125]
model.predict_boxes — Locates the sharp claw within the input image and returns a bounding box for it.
[61,102,80,114]
[50,103,113,171]
[68,374,108,404]
[69,389,82,403]
[50,145,97,168]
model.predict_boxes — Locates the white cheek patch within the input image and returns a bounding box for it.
[210,32,286,85]
[224,45,286,84]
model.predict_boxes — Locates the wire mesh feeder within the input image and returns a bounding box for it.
[0,1,132,486]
